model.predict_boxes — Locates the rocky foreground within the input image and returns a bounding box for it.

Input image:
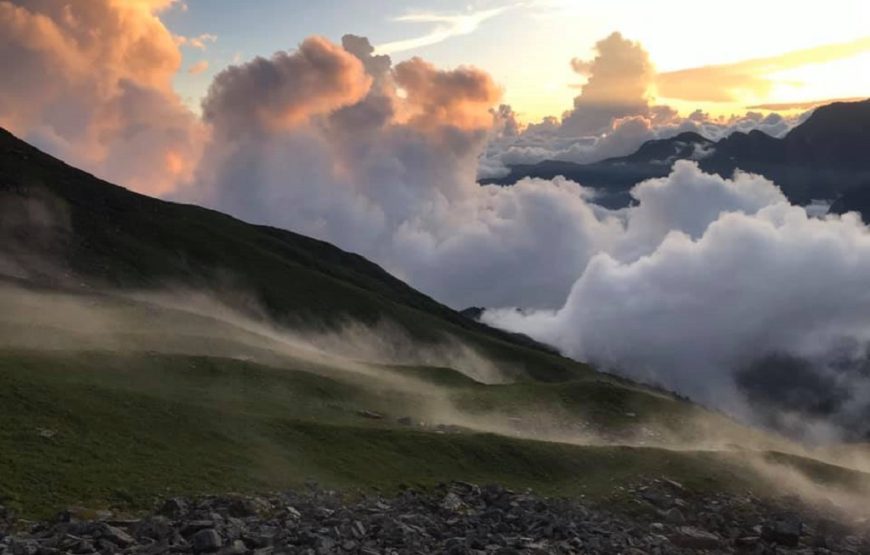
[1,481,868,554]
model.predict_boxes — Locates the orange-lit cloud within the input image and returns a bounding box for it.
[188,60,209,75]
[0,0,204,195]
[394,58,502,131]
[657,36,870,103]
[202,36,372,134]
[175,33,217,50]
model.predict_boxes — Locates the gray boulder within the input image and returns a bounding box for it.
[191,529,223,552]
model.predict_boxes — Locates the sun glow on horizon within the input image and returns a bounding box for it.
[506,36,870,124]
[477,0,870,123]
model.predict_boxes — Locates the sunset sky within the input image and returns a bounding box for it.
[164,0,870,121]
[2,0,868,200]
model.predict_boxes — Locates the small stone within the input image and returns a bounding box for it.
[191,529,223,553]
[641,489,673,510]
[735,536,760,548]
[669,526,721,550]
[351,521,366,538]
[181,520,216,536]
[99,524,135,547]
[440,493,465,512]
[660,507,685,525]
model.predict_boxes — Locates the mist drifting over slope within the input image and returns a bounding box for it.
[3,0,870,438]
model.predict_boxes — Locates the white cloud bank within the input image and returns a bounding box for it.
[484,162,870,439]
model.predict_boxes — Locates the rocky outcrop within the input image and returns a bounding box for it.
[1,481,867,554]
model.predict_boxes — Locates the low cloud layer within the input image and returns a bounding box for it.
[484,162,870,440]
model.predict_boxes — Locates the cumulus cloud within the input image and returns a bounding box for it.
[0,0,205,194]
[484,161,870,440]
[202,36,372,135]
[185,34,629,310]
[560,32,653,136]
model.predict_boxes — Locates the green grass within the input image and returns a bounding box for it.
[0,349,729,516]
[2,348,869,519]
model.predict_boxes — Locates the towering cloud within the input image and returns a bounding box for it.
[186,35,628,309]
[202,37,372,135]
[561,32,654,136]
[0,0,204,194]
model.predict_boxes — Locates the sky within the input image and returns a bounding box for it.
[163,0,870,122]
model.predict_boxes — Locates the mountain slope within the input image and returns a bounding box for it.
[485,99,870,211]
[2,128,869,520]
[0,127,574,381]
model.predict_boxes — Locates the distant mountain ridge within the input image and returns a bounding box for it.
[485,99,870,215]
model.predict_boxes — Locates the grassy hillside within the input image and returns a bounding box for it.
[0,289,867,519]
[3,344,868,519]
[2,129,869,520]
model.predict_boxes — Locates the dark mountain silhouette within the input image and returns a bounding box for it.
[484,99,870,215]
